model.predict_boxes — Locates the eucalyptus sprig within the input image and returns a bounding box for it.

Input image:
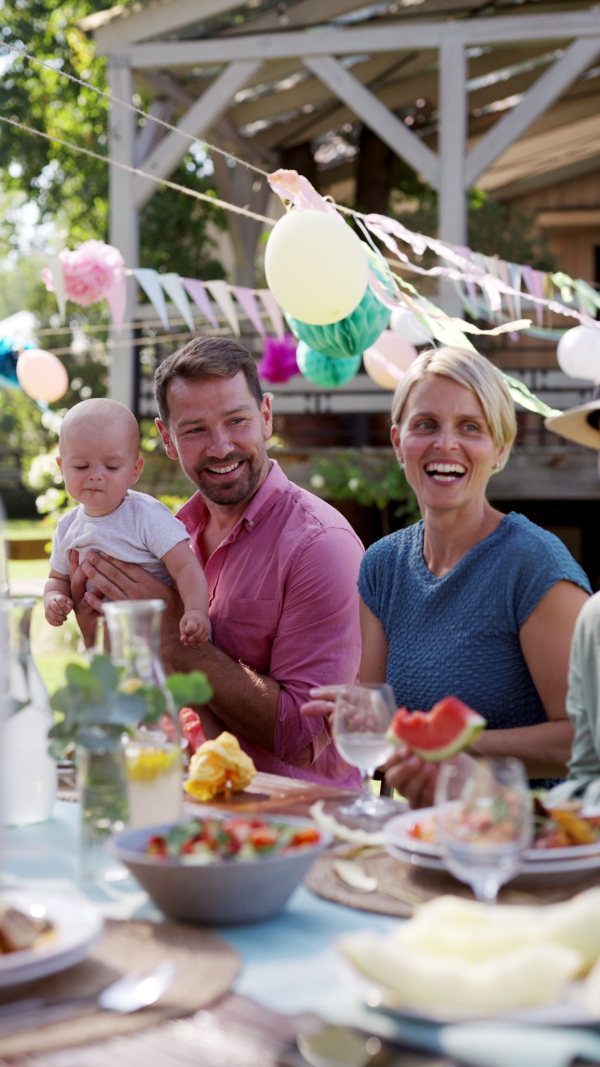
[49,655,213,760]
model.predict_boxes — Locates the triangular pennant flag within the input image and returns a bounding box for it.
[508,263,522,319]
[181,278,219,329]
[573,279,600,317]
[160,273,195,332]
[135,269,169,328]
[257,289,284,339]
[205,280,240,336]
[455,246,478,318]
[105,270,126,333]
[496,260,515,320]
[46,255,66,322]
[232,287,265,336]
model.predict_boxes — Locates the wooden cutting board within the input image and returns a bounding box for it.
[183,771,354,817]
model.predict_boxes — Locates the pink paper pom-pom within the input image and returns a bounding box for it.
[42,240,124,306]
[257,334,299,384]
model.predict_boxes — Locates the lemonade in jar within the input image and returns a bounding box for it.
[124,729,182,828]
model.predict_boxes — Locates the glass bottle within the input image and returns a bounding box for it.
[103,599,182,829]
[0,598,57,826]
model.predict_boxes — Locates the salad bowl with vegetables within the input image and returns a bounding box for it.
[109,815,331,924]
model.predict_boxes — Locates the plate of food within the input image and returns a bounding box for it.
[338,887,600,1025]
[384,799,600,865]
[0,891,103,988]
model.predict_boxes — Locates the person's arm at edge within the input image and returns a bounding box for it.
[563,595,600,782]
[44,569,73,626]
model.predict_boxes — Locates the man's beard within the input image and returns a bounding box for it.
[191,451,267,506]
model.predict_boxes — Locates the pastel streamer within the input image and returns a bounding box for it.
[160,273,196,332]
[233,287,265,336]
[181,278,219,329]
[205,280,240,336]
[106,270,126,333]
[257,289,285,339]
[135,268,169,328]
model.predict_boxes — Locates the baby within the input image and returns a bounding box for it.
[44,398,210,648]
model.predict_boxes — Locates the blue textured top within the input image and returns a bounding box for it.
[358,512,591,730]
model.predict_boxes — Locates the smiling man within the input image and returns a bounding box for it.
[75,337,363,786]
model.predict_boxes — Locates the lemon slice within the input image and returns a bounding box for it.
[125,746,179,783]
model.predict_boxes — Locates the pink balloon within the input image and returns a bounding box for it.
[16,349,69,403]
[363,331,417,390]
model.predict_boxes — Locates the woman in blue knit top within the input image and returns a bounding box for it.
[357,346,591,806]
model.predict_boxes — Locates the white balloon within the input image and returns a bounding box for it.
[265,210,369,325]
[16,349,69,403]
[363,331,417,390]
[389,307,433,345]
[557,326,600,381]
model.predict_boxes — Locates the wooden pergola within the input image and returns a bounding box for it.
[83,0,600,408]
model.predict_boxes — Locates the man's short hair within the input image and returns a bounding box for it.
[154,336,263,423]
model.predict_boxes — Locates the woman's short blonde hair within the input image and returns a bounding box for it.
[390,346,517,471]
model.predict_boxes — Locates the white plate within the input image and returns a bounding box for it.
[385,841,600,884]
[0,891,103,988]
[384,807,600,863]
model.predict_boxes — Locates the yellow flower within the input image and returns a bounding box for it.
[185,732,256,801]
[126,745,180,783]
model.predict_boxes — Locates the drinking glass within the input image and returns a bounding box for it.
[332,684,398,818]
[435,756,533,903]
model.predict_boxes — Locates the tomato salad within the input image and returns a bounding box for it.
[146,817,321,863]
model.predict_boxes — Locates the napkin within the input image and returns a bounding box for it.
[378,1017,600,1067]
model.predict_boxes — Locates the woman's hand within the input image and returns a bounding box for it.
[383,746,439,809]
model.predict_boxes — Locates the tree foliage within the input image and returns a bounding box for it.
[0,0,226,275]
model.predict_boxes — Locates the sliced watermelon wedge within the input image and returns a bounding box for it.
[386,696,486,762]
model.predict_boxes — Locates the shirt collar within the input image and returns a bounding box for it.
[177,459,286,539]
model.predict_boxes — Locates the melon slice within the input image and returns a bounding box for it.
[386,695,486,761]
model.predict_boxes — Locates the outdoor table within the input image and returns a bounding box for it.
[0,777,446,1067]
[2,779,599,1067]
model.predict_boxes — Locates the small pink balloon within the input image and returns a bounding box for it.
[16,348,69,403]
[363,331,417,390]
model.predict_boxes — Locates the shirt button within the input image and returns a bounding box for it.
[247,520,254,527]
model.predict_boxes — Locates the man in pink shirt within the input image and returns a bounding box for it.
[74,337,363,787]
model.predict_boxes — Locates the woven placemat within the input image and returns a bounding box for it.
[305,847,600,918]
[0,919,240,1059]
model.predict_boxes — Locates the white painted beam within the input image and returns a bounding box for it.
[438,38,467,317]
[467,37,600,186]
[134,60,262,209]
[95,0,247,53]
[125,11,600,67]
[107,58,138,411]
[134,97,174,168]
[303,55,439,188]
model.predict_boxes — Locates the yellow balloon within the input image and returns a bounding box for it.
[265,210,369,325]
[16,348,69,403]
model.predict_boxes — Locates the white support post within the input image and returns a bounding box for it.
[438,35,467,318]
[134,60,263,210]
[303,55,439,189]
[107,57,138,411]
[467,37,600,186]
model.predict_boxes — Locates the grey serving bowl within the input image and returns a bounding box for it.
[109,814,331,925]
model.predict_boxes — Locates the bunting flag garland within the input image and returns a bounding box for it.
[205,280,240,336]
[181,278,219,329]
[160,273,195,332]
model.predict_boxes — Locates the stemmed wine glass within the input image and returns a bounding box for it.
[332,683,398,818]
[434,756,533,903]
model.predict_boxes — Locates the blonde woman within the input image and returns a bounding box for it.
[305,347,591,806]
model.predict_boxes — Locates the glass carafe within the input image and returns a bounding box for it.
[102,600,182,829]
[0,598,57,826]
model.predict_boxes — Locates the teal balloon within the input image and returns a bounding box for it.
[296,342,361,387]
[287,284,390,359]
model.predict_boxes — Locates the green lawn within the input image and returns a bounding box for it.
[8,559,49,581]
[5,519,50,539]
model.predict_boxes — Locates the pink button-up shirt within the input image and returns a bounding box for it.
[177,461,363,788]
